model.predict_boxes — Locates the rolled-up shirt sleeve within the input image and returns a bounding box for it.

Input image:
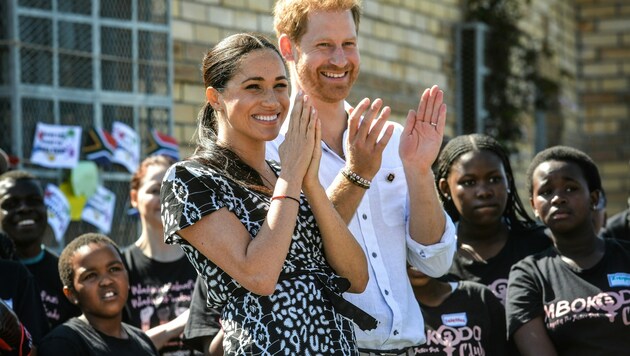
[406,211,456,278]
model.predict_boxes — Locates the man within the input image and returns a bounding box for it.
[268,1,457,354]
[0,170,80,330]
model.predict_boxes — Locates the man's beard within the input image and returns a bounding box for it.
[295,57,358,104]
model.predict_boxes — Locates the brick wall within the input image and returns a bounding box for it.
[509,0,580,206]
[171,0,462,156]
[170,0,629,213]
[576,0,630,214]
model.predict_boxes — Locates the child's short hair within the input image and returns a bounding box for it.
[526,145,602,197]
[58,233,122,291]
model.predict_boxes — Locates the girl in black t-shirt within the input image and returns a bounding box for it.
[507,146,630,355]
[124,154,198,355]
[434,134,551,304]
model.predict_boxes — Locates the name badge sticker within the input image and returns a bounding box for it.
[441,312,467,327]
[607,273,630,287]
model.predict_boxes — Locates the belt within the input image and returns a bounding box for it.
[229,270,379,331]
[358,347,412,356]
[308,271,379,332]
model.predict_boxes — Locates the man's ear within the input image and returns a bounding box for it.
[63,286,78,305]
[278,34,295,62]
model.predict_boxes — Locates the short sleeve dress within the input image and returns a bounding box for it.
[161,160,375,355]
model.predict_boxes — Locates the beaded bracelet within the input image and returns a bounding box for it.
[341,167,371,189]
[271,195,300,204]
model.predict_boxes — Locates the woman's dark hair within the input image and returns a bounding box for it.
[58,233,123,292]
[191,32,286,194]
[434,133,536,229]
[526,145,602,197]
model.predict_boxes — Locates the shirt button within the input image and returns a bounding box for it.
[362,214,367,220]
[372,252,377,258]
[384,290,389,295]
[393,329,399,335]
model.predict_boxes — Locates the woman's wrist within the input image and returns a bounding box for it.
[273,176,302,199]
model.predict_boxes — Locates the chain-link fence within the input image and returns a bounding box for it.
[0,0,172,250]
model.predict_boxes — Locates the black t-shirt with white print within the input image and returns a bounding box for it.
[123,245,198,355]
[413,281,509,356]
[448,225,552,304]
[507,238,630,355]
[24,249,81,329]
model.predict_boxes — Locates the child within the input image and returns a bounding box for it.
[123,155,197,354]
[507,146,630,355]
[0,170,80,328]
[434,134,551,304]
[38,233,157,355]
[407,266,508,355]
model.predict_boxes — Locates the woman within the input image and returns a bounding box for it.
[506,146,630,355]
[434,134,551,304]
[123,155,198,354]
[160,33,372,355]
[39,233,157,355]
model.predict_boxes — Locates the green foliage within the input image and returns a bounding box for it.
[464,0,556,152]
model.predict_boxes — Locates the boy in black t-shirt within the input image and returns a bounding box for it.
[38,233,157,356]
[407,266,510,355]
[0,171,80,328]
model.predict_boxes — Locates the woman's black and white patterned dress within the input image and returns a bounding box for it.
[161,160,367,355]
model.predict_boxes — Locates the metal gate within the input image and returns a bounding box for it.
[0,0,173,250]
